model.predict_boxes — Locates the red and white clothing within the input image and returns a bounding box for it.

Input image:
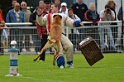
[36,13,75,62]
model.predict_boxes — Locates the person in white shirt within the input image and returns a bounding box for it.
[36,3,82,68]
[98,5,116,52]
[59,2,68,15]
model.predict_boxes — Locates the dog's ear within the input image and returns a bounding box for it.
[53,15,62,19]
[53,15,57,18]
[58,15,62,19]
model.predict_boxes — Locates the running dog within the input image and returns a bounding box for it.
[33,14,62,65]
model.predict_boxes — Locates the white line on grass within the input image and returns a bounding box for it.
[18,76,41,81]
[18,76,65,82]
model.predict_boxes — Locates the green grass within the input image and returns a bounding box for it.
[0,53,124,82]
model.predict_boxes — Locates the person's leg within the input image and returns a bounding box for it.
[60,34,74,68]
[39,35,48,61]
[0,30,3,55]
[19,29,23,52]
[106,28,116,50]
[24,29,30,51]
[98,27,106,50]
[55,41,65,68]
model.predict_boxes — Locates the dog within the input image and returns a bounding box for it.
[33,14,62,65]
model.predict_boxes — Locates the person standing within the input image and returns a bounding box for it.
[36,0,52,61]
[54,0,61,10]
[84,2,100,44]
[36,3,82,68]
[21,1,31,51]
[98,5,116,52]
[68,8,80,51]
[72,0,88,21]
[31,0,45,55]
[5,0,18,20]
[54,0,60,5]
[39,0,45,9]
[59,2,68,14]
[107,0,117,47]
[6,2,25,54]
[115,6,123,49]
[29,7,41,55]
[0,7,5,55]
[71,0,88,42]
[117,6,122,20]
[7,0,18,11]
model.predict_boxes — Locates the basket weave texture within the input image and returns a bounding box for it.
[78,36,104,66]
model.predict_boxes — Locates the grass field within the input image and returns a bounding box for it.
[0,53,124,82]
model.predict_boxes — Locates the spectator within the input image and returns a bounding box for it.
[59,2,68,36]
[21,1,31,22]
[0,7,5,55]
[21,1,31,52]
[84,2,100,44]
[35,8,48,61]
[68,8,80,20]
[54,0,60,5]
[72,0,88,21]
[36,0,52,61]
[71,0,88,42]
[42,0,54,54]
[107,0,118,46]
[30,0,46,55]
[117,7,122,20]
[43,0,52,13]
[85,2,100,25]
[54,0,60,10]
[6,2,25,54]
[29,7,41,55]
[5,0,18,20]
[98,5,116,52]
[68,8,80,33]
[115,6,123,49]
[107,0,116,20]
[59,2,68,14]
[39,0,44,9]
[68,8,80,51]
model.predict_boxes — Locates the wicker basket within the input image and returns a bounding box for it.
[78,36,104,66]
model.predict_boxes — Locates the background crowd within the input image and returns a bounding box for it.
[0,0,123,56]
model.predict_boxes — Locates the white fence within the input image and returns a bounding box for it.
[0,21,123,55]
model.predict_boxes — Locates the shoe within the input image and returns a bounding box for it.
[59,65,64,69]
[67,63,74,68]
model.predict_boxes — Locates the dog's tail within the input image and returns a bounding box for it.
[48,38,60,54]
[48,38,56,43]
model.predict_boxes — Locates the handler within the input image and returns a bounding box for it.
[36,3,83,68]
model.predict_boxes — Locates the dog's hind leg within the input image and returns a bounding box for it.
[52,41,61,65]
[33,41,52,61]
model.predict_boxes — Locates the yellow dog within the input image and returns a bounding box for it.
[33,15,62,65]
